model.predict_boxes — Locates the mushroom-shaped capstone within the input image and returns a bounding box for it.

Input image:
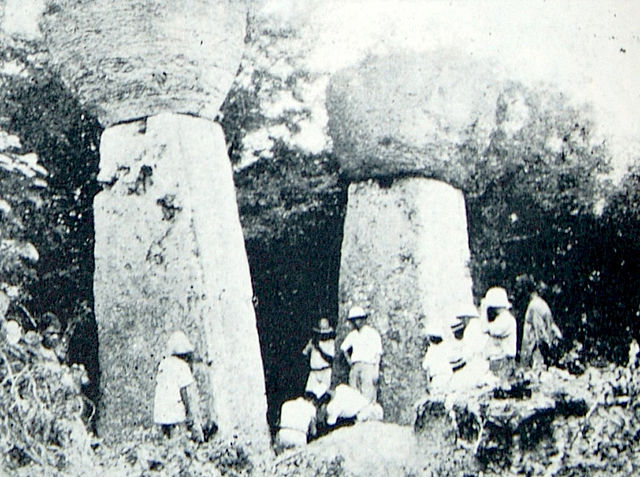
[41,0,247,127]
[327,51,505,186]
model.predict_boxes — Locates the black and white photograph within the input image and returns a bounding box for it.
[0,0,639,475]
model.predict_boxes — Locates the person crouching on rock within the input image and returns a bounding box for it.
[325,384,383,428]
[153,330,204,442]
[302,317,336,403]
[276,393,317,451]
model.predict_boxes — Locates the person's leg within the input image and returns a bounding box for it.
[360,363,379,402]
[348,363,359,389]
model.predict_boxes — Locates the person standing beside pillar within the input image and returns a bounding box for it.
[340,306,383,403]
[302,317,336,402]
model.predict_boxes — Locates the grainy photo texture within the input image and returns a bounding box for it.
[0,1,638,475]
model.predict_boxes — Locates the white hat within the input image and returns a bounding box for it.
[456,304,479,318]
[347,305,368,320]
[425,320,445,338]
[483,287,512,309]
[167,330,194,355]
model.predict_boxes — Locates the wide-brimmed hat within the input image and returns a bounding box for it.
[347,305,368,320]
[456,303,479,319]
[313,317,335,335]
[425,320,444,338]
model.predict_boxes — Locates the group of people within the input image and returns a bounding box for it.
[278,281,563,450]
[276,305,384,450]
[152,280,562,448]
[0,297,69,365]
[422,283,563,395]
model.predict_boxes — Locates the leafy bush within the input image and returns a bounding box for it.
[0,332,92,471]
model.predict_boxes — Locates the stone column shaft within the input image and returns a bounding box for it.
[336,177,474,424]
[94,113,268,447]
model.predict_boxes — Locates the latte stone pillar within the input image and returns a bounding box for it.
[326,53,499,424]
[338,178,474,424]
[40,1,269,448]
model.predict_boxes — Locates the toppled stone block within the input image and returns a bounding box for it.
[414,369,597,474]
[94,113,269,448]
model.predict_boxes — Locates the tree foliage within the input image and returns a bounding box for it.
[0,41,100,398]
[459,82,636,361]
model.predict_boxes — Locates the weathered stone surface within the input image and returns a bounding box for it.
[334,177,474,425]
[94,113,269,448]
[326,52,504,183]
[41,0,246,127]
[413,372,593,475]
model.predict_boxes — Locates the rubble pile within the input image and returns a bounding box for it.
[415,363,640,475]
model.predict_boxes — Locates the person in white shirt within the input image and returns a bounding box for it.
[325,384,383,426]
[481,287,517,379]
[454,303,488,362]
[276,394,317,449]
[153,330,204,442]
[340,305,383,403]
[448,306,496,391]
[421,321,453,394]
[302,317,335,401]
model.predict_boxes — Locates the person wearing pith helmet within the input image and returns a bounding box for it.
[153,330,205,442]
[482,287,517,380]
[340,305,383,403]
[454,303,487,362]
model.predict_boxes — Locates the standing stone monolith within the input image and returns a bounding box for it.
[37,0,270,448]
[336,178,474,424]
[327,52,496,424]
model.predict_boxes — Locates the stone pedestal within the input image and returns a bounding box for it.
[94,113,268,448]
[335,178,474,424]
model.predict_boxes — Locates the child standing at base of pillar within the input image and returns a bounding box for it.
[153,330,205,442]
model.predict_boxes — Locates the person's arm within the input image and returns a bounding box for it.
[302,339,313,356]
[374,331,383,366]
[308,413,317,440]
[340,333,353,366]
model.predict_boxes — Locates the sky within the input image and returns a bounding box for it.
[262,0,640,180]
[4,0,640,179]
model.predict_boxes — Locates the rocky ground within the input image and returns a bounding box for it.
[5,351,639,476]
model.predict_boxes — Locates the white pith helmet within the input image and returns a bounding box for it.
[483,287,512,309]
[167,330,195,355]
[347,305,368,320]
[425,320,444,338]
[456,303,479,318]
[5,320,22,345]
